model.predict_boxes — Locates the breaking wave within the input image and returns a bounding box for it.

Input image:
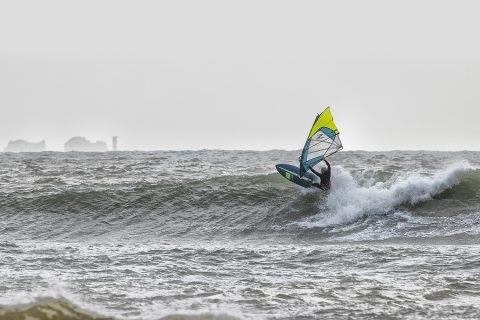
[0,297,239,320]
[301,161,478,227]
[0,157,479,241]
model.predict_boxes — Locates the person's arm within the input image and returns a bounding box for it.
[324,160,331,181]
[309,165,321,177]
[324,159,331,170]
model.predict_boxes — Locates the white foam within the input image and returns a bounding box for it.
[300,161,476,227]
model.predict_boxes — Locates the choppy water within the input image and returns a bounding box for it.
[1,150,480,319]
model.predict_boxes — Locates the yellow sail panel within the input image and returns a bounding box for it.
[307,107,339,139]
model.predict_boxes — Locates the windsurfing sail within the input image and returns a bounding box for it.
[299,107,342,176]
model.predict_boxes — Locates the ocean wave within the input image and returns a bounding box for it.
[0,299,109,320]
[1,160,479,241]
[0,173,286,213]
[0,297,240,320]
[299,161,478,227]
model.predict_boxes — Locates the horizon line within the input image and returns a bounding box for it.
[1,148,480,153]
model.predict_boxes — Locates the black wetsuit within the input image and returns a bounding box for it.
[309,160,331,190]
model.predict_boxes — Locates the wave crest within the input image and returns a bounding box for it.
[0,298,109,320]
[0,297,240,320]
[301,161,477,227]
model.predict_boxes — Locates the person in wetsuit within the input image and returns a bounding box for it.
[309,160,331,190]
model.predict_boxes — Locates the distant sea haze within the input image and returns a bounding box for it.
[2,136,118,152]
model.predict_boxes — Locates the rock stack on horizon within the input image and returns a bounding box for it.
[64,137,108,152]
[3,140,46,152]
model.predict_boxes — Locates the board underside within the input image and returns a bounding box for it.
[276,164,316,188]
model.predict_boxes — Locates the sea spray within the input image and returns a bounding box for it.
[300,161,476,227]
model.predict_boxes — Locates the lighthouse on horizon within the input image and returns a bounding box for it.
[112,136,118,151]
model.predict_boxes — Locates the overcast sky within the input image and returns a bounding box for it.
[1,0,479,151]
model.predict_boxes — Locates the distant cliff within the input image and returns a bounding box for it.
[64,137,108,152]
[3,140,46,152]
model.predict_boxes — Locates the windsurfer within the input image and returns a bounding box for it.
[309,160,331,190]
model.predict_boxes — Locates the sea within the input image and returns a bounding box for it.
[0,150,479,320]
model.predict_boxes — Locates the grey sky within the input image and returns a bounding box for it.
[1,0,479,151]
